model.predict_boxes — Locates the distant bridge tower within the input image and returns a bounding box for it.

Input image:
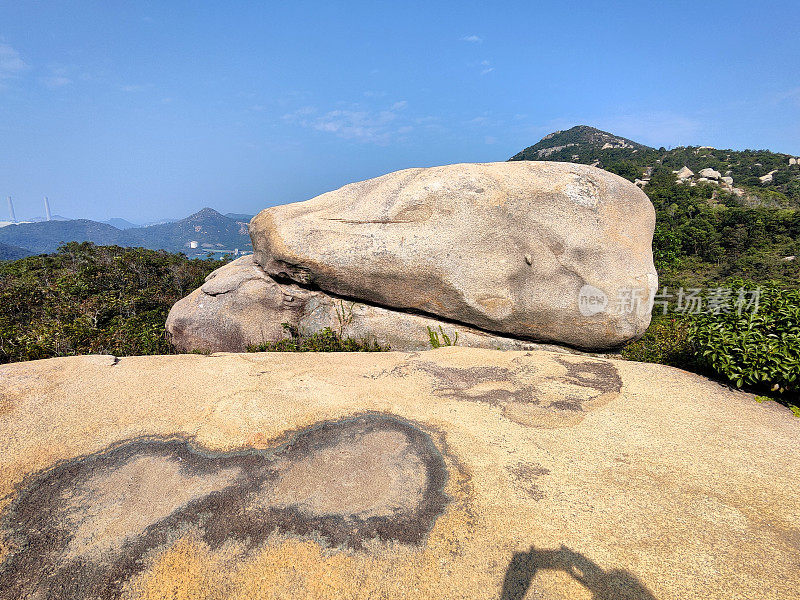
[44,196,52,221]
[7,196,15,222]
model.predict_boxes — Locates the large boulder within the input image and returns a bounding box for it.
[166,255,577,353]
[1,349,798,599]
[251,162,657,350]
[698,167,721,180]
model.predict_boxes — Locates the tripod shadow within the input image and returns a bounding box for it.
[500,544,658,600]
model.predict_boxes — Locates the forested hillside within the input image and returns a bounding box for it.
[510,125,800,289]
[0,243,222,363]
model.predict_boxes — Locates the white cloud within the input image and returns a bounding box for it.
[0,43,27,81]
[282,105,317,120]
[285,101,413,144]
[471,59,494,76]
[461,35,483,43]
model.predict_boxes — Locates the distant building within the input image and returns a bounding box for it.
[189,240,199,249]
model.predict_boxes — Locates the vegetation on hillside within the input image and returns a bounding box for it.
[0,243,384,364]
[0,243,221,363]
[510,125,800,208]
[647,173,799,288]
[0,242,32,261]
[621,284,800,406]
[689,284,799,397]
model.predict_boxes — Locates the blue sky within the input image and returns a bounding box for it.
[1,1,798,222]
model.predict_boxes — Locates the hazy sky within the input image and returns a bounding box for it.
[1,1,799,222]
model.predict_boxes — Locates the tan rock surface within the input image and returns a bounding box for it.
[250,162,658,350]
[1,349,798,599]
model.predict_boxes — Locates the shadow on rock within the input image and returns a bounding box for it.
[501,544,657,600]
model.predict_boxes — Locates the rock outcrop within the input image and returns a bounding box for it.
[248,162,657,350]
[760,170,778,184]
[1,349,799,599]
[698,167,721,180]
[166,255,571,353]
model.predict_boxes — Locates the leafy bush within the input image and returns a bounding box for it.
[687,284,799,397]
[0,242,222,363]
[620,315,694,368]
[247,325,387,353]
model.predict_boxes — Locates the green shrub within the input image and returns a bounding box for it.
[247,325,388,353]
[0,242,220,363]
[427,325,459,349]
[687,284,800,397]
[620,315,695,368]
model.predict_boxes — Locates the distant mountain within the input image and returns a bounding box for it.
[0,208,253,256]
[510,125,650,161]
[509,125,800,207]
[0,220,141,255]
[0,242,33,260]
[130,208,252,254]
[102,218,139,230]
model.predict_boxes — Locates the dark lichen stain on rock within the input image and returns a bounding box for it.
[0,413,449,600]
[555,357,622,395]
[400,361,527,405]
[397,357,622,429]
[507,463,551,501]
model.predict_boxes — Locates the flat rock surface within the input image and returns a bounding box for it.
[1,349,798,599]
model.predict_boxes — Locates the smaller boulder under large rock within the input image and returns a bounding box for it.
[166,256,568,353]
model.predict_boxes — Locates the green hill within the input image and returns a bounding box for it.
[0,242,33,261]
[132,208,252,255]
[0,208,252,257]
[510,125,649,161]
[0,220,141,255]
[510,126,800,289]
[510,125,800,208]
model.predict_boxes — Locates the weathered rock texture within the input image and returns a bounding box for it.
[1,349,799,599]
[167,255,583,353]
[251,162,657,349]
